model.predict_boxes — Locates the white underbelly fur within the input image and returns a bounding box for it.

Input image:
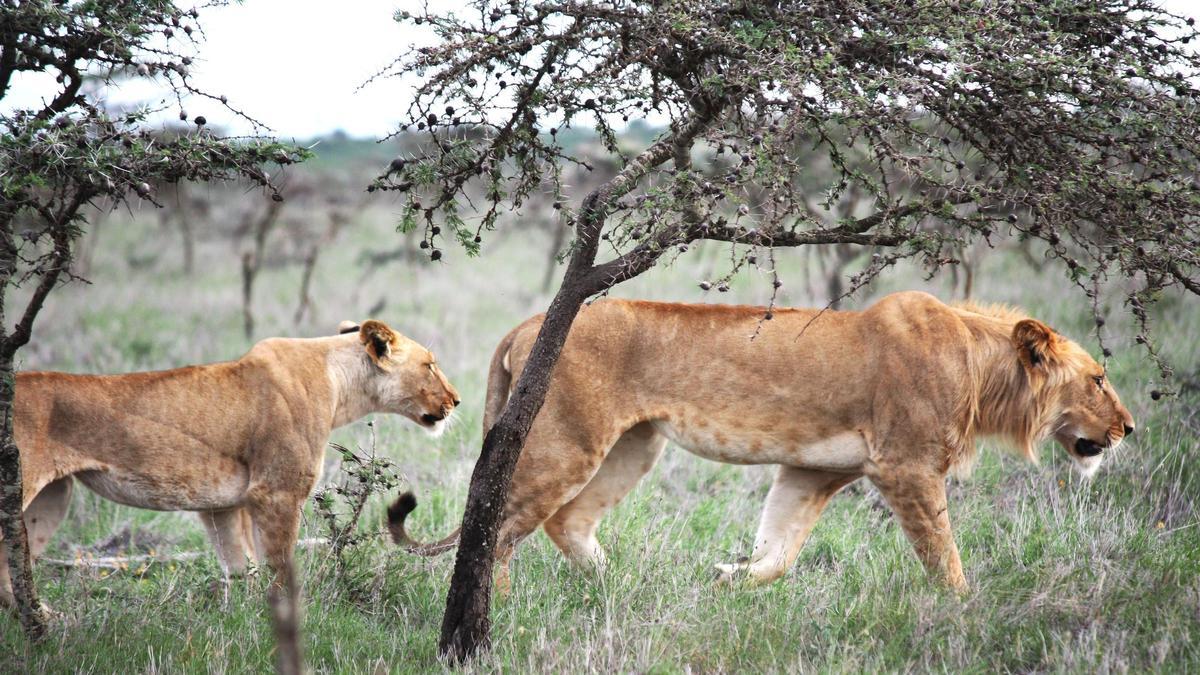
[650,421,868,472]
[76,466,249,512]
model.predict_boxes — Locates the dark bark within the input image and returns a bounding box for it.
[438,111,716,662]
[0,353,44,641]
[0,216,48,640]
[438,278,591,659]
[0,191,78,640]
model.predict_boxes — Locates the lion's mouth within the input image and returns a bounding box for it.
[415,410,450,438]
[1074,438,1105,457]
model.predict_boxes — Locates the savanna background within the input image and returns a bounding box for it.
[0,125,1197,673]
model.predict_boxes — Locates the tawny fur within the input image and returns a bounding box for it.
[394,291,1133,592]
[0,320,459,608]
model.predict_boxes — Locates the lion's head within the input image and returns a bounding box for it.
[339,319,460,436]
[1012,319,1135,476]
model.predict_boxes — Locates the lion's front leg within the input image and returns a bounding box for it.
[245,491,304,590]
[241,434,324,591]
[717,467,858,585]
[867,464,967,592]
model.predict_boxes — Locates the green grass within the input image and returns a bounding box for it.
[2,194,1198,673]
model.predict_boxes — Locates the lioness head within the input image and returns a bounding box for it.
[1012,319,1135,476]
[340,319,461,436]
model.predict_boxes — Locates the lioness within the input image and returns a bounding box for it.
[392,291,1133,591]
[1,319,458,608]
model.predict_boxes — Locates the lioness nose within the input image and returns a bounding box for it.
[1123,423,1135,437]
[453,398,461,407]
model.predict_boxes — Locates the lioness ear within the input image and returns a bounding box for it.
[1012,319,1060,369]
[337,320,360,335]
[359,320,396,363]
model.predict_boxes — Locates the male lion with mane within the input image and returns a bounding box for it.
[1,319,459,610]
[392,291,1133,592]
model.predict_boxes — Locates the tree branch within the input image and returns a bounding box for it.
[584,199,941,293]
[2,192,82,358]
[1168,261,1200,297]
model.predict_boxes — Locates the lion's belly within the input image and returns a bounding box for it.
[651,421,868,472]
[76,462,249,512]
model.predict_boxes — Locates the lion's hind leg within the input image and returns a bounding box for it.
[543,422,667,569]
[489,417,618,592]
[0,477,73,611]
[716,467,858,585]
[199,507,256,577]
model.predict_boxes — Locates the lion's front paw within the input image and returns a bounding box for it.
[712,556,751,587]
[36,600,59,623]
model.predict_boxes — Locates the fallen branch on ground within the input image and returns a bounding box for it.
[40,538,330,569]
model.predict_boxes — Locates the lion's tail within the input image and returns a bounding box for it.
[482,320,523,435]
[386,493,460,556]
[387,324,524,557]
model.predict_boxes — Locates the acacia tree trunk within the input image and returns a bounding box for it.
[0,351,44,640]
[0,210,75,639]
[0,217,70,640]
[438,274,592,658]
[0,221,41,640]
[438,114,715,661]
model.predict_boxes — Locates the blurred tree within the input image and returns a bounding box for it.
[0,0,306,645]
[374,0,1200,660]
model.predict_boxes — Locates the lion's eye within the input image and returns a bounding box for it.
[1093,375,1104,389]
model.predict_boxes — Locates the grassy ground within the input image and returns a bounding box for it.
[1,191,1197,673]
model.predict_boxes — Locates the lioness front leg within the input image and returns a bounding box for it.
[716,467,858,585]
[245,491,305,590]
[867,464,967,592]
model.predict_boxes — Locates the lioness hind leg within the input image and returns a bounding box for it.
[867,466,967,592]
[716,468,858,585]
[543,422,667,569]
[25,478,72,560]
[0,477,73,610]
[199,508,256,577]
[491,422,614,584]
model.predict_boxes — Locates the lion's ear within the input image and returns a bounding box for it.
[359,320,396,363]
[1012,319,1060,369]
[337,320,360,335]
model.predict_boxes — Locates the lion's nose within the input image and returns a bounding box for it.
[1123,423,1135,437]
[453,398,461,407]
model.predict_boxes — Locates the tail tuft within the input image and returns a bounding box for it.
[388,492,417,521]
[385,490,461,556]
[387,492,418,544]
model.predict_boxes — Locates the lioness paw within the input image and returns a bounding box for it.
[713,557,752,587]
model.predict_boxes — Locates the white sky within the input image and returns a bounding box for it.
[4,0,1198,140]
